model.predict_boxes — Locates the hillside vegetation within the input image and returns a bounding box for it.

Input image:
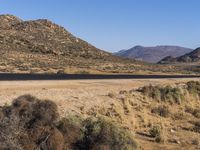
[0,95,137,150]
[1,80,200,149]
[0,14,197,74]
[0,14,142,74]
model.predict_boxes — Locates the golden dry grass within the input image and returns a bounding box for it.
[0,78,200,149]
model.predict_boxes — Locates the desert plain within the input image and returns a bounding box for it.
[1,78,200,150]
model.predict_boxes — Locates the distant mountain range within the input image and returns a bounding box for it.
[159,47,200,64]
[114,45,193,63]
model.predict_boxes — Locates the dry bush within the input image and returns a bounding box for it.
[138,85,184,104]
[107,92,116,98]
[149,125,162,138]
[149,125,165,143]
[57,115,84,149]
[151,105,170,118]
[0,95,138,150]
[11,95,59,127]
[57,69,65,74]
[74,117,138,150]
[186,81,200,97]
[172,112,186,120]
[57,116,138,150]
[191,121,200,133]
[137,84,161,100]
[0,94,64,150]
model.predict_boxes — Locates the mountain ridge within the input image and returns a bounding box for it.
[114,45,193,63]
[159,47,200,64]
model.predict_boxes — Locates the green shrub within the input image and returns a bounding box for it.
[186,81,200,96]
[57,115,84,148]
[0,95,138,150]
[160,85,183,104]
[138,84,161,100]
[75,117,138,150]
[151,105,170,117]
[155,134,165,143]
[149,125,165,143]
[149,125,161,138]
[138,85,184,104]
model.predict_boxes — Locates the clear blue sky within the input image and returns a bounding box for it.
[1,0,200,52]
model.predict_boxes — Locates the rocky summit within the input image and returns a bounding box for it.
[0,14,137,73]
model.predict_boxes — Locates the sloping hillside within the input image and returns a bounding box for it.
[0,14,196,74]
[115,45,192,63]
[159,48,200,64]
[0,14,140,73]
[0,14,113,58]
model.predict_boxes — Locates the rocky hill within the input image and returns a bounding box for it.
[0,14,112,58]
[0,14,196,74]
[159,48,200,64]
[115,45,192,63]
[0,14,140,74]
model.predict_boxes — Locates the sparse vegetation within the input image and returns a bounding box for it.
[2,79,200,149]
[149,125,162,138]
[108,92,116,98]
[151,105,170,117]
[191,121,200,133]
[75,70,90,74]
[75,117,137,150]
[57,69,65,74]
[0,95,137,150]
[138,85,184,104]
[185,106,200,118]
[172,111,186,120]
[149,125,165,143]
[192,139,199,145]
[186,81,200,97]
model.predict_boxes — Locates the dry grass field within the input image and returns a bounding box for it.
[1,78,200,149]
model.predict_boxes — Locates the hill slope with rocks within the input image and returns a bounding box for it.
[0,14,142,74]
[0,14,111,58]
[0,14,197,74]
[115,45,192,63]
[159,48,200,64]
